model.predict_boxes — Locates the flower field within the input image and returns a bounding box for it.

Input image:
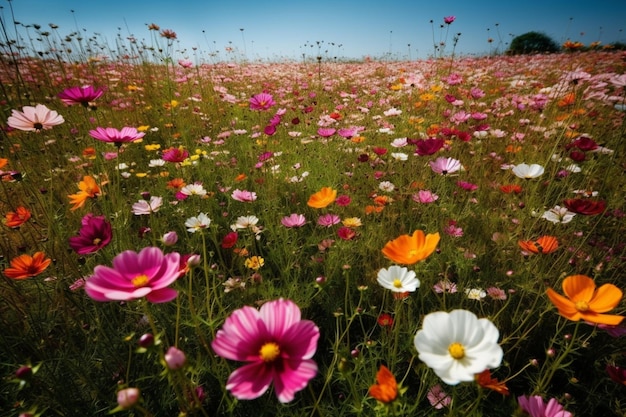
[1,23,626,417]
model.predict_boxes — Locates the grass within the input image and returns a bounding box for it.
[1,19,626,417]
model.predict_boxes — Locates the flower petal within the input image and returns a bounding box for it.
[272,359,318,403]
[225,361,273,400]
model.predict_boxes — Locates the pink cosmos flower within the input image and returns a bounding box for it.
[162,146,189,163]
[317,214,341,227]
[7,104,64,131]
[413,190,439,204]
[517,395,572,417]
[231,189,257,202]
[249,92,275,111]
[211,298,319,403]
[427,384,451,409]
[443,16,456,24]
[131,196,163,215]
[429,157,462,175]
[84,246,181,303]
[58,85,104,106]
[317,128,336,137]
[89,127,145,145]
[68,213,112,255]
[281,214,306,228]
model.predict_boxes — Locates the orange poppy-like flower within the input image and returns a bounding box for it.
[68,175,101,211]
[499,184,522,194]
[4,206,31,228]
[518,236,559,254]
[3,252,52,280]
[307,187,337,209]
[369,365,398,403]
[475,369,510,396]
[166,177,186,190]
[382,230,440,265]
[558,92,576,107]
[546,274,624,326]
[365,205,384,215]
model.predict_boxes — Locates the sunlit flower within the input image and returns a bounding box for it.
[369,365,398,403]
[511,163,544,179]
[517,395,572,417]
[541,206,576,224]
[414,309,503,385]
[4,206,31,228]
[378,181,395,192]
[7,104,64,131]
[231,189,257,202]
[476,369,509,395]
[58,85,104,106]
[427,384,451,409]
[180,183,207,197]
[546,274,624,325]
[185,213,211,233]
[131,196,163,215]
[307,187,337,208]
[429,157,462,175]
[249,92,275,111]
[3,252,52,280]
[377,265,420,293]
[84,246,180,303]
[68,175,101,211]
[281,213,306,228]
[245,256,265,270]
[518,235,559,254]
[211,298,319,403]
[89,127,145,146]
[382,230,440,265]
[231,215,260,230]
[68,213,112,255]
[465,288,486,300]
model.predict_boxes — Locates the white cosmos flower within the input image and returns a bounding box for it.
[185,213,211,233]
[511,163,544,179]
[541,206,576,224]
[377,265,420,293]
[391,152,408,161]
[378,181,396,192]
[414,309,503,385]
[231,215,259,230]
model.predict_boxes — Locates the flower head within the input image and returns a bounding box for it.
[475,369,509,395]
[131,196,163,215]
[511,163,544,179]
[281,213,306,228]
[427,384,451,409]
[429,157,462,175]
[517,395,572,417]
[162,146,189,163]
[185,213,211,233]
[541,206,576,224]
[249,92,275,111]
[546,274,624,325]
[413,309,503,385]
[369,365,398,403]
[68,213,112,255]
[3,252,52,280]
[563,198,606,215]
[89,127,145,145]
[518,235,559,254]
[4,206,31,228]
[84,246,180,303]
[377,265,420,293]
[211,298,319,403]
[7,104,64,131]
[382,230,440,265]
[307,187,337,208]
[58,85,104,106]
[67,175,101,211]
[443,16,456,24]
[231,189,257,202]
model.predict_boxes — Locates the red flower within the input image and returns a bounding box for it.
[337,226,356,240]
[4,206,31,228]
[377,313,394,327]
[3,252,51,280]
[221,231,239,249]
[369,365,398,403]
[415,138,445,156]
[563,198,606,215]
[606,364,626,385]
[475,369,509,395]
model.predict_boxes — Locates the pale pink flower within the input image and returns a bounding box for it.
[413,190,439,204]
[211,299,319,403]
[317,214,341,227]
[517,395,572,417]
[281,213,306,228]
[7,104,64,131]
[429,157,462,175]
[231,189,257,202]
[132,196,163,215]
[427,384,451,409]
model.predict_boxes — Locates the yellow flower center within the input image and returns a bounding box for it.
[448,342,465,359]
[92,238,102,245]
[259,342,280,362]
[575,300,589,312]
[393,278,403,288]
[131,274,149,287]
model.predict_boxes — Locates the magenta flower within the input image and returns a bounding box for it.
[429,157,462,175]
[84,246,180,303]
[317,128,336,137]
[162,146,189,163]
[443,16,456,24]
[68,213,112,255]
[211,298,319,403]
[89,127,145,145]
[231,189,257,202]
[281,213,306,228]
[58,85,104,106]
[249,92,275,111]
[517,395,572,417]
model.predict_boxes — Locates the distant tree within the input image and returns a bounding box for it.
[507,31,560,55]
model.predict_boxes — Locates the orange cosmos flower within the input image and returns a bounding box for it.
[499,184,522,194]
[68,175,101,211]
[0,158,7,169]
[3,252,51,280]
[382,230,440,265]
[475,369,510,396]
[518,235,559,254]
[307,187,337,209]
[546,274,624,326]
[369,365,398,403]
[4,206,32,228]
[558,92,576,107]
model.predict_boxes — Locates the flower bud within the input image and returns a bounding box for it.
[161,231,178,246]
[15,365,33,380]
[138,333,155,348]
[165,346,186,370]
[117,387,141,409]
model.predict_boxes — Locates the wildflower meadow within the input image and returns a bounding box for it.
[2,16,626,417]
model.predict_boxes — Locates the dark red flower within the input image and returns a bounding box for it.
[563,198,606,215]
[68,214,112,255]
[566,136,598,151]
[372,147,388,156]
[415,138,444,156]
[606,364,626,385]
[569,150,586,162]
[377,313,394,327]
[337,226,356,240]
[221,231,238,249]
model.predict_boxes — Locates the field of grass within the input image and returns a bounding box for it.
[1,23,626,417]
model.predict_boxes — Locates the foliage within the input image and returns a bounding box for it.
[507,31,561,54]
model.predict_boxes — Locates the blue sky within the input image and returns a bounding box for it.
[4,0,626,61]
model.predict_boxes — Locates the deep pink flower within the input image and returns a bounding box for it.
[162,146,189,163]
[335,195,351,207]
[337,226,356,240]
[281,213,306,228]
[517,395,572,417]
[221,231,239,249]
[58,85,104,106]
[249,92,275,111]
[211,298,319,403]
[84,247,180,303]
[68,213,112,255]
[89,127,145,145]
[457,181,478,191]
[443,16,456,24]
[317,128,336,137]
[606,364,626,385]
